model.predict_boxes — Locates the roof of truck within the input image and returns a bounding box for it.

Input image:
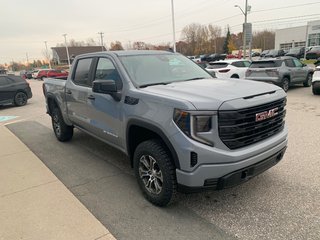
[76,50,176,59]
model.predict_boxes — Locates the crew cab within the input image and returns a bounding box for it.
[43,50,288,206]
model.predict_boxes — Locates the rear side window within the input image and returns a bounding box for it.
[73,58,93,87]
[231,61,250,68]
[207,62,228,69]
[249,60,282,68]
[285,59,295,67]
[0,76,9,86]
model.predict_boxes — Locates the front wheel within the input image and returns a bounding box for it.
[51,107,73,142]
[134,139,177,207]
[312,82,320,95]
[303,74,312,87]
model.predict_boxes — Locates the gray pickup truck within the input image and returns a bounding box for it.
[44,50,288,206]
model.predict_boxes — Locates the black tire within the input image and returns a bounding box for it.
[312,82,320,95]
[281,78,290,92]
[133,139,177,207]
[51,107,73,142]
[231,74,239,78]
[14,92,28,106]
[303,73,312,87]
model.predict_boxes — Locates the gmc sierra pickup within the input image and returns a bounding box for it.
[43,50,288,206]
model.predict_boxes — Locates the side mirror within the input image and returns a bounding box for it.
[302,63,307,67]
[92,80,121,101]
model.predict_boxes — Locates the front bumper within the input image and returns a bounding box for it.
[175,133,288,189]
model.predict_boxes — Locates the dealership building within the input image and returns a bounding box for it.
[275,20,320,50]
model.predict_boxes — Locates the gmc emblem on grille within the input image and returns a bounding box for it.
[255,107,279,122]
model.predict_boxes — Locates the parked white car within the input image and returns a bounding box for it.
[312,66,320,95]
[205,59,251,79]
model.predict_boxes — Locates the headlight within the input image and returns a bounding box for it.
[173,109,216,146]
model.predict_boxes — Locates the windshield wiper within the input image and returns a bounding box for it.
[139,82,172,88]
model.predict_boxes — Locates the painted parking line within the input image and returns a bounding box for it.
[0,116,18,122]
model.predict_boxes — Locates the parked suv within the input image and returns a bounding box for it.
[285,47,305,59]
[0,75,32,106]
[265,49,285,58]
[206,59,251,79]
[245,57,313,92]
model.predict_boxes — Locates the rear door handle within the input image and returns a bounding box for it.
[87,95,95,100]
[66,90,72,94]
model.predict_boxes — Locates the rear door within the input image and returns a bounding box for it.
[65,57,95,130]
[0,77,12,103]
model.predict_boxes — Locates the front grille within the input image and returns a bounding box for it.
[218,98,286,150]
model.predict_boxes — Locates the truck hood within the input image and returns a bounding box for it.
[142,78,282,110]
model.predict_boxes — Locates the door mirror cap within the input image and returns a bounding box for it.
[92,80,117,94]
[92,79,121,101]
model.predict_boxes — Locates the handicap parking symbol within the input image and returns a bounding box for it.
[0,116,18,122]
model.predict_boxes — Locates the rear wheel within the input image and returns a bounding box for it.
[14,92,28,106]
[303,73,312,87]
[51,106,73,141]
[134,139,177,206]
[281,78,290,92]
[231,74,239,78]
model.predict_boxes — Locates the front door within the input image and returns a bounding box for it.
[293,59,308,82]
[86,57,123,146]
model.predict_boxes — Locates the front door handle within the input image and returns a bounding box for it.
[88,95,95,100]
[66,90,72,94]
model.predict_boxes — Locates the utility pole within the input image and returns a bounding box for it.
[98,32,104,51]
[44,41,52,69]
[171,0,176,52]
[62,34,71,69]
[26,53,29,68]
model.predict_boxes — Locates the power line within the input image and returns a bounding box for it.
[252,1,320,13]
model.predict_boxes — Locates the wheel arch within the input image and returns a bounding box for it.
[126,119,180,170]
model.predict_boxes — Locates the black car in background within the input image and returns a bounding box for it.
[306,46,320,60]
[285,47,305,59]
[0,75,32,106]
[265,49,285,58]
[201,53,226,62]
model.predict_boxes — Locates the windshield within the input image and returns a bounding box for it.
[119,54,212,87]
[267,50,278,55]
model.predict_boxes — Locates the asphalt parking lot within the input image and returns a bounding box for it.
[1,79,319,240]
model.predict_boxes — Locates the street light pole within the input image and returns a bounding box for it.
[44,41,52,69]
[63,34,71,69]
[98,32,104,51]
[171,0,176,52]
[235,0,248,59]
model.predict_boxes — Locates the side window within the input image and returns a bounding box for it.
[94,58,120,81]
[243,61,251,67]
[73,58,93,86]
[285,59,295,67]
[231,61,244,67]
[293,59,303,68]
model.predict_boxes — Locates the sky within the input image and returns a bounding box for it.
[1,0,320,64]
